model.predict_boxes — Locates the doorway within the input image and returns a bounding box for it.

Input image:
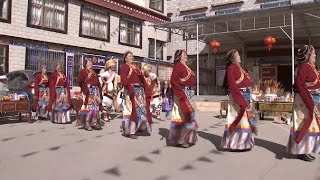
[277,65,292,92]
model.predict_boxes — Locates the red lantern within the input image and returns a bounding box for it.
[209,40,221,54]
[264,36,276,51]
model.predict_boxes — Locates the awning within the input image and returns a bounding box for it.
[83,0,170,23]
[152,1,320,52]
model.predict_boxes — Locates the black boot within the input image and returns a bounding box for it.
[306,154,316,160]
[297,154,314,162]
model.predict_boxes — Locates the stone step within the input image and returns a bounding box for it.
[195,101,221,112]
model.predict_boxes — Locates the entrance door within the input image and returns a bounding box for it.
[277,65,292,92]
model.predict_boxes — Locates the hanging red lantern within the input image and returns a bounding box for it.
[264,36,276,51]
[209,40,221,54]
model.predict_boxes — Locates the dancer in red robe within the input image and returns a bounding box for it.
[288,45,320,161]
[33,64,50,120]
[77,60,103,131]
[47,62,72,124]
[120,51,152,139]
[220,49,257,151]
[169,49,198,148]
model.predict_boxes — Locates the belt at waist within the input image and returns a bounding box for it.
[39,85,49,88]
[56,86,66,88]
[153,95,160,98]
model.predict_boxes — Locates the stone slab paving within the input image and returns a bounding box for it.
[0,112,319,180]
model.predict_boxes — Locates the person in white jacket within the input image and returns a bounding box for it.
[99,59,119,121]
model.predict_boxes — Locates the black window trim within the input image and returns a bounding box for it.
[148,38,164,60]
[79,4,111,42]
[0,0,12,23]
[118,17,143,49]
[27,0,68,34]
[149,0,164,13]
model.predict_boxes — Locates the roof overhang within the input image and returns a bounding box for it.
[152,1,320,52]
[83,0,170,23]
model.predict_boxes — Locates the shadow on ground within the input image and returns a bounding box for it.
[158,128,169,146]
[255,138,287,160]
[197,131,223,151]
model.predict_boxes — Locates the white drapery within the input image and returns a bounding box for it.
[30,0,65,30]
[82,9,109,39]
[0,0,8,19]
[120,20,141,46]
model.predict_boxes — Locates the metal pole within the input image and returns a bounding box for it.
[291,10,295,86]
[196,24,199,96]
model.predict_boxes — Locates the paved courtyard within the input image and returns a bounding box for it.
[0,112,319,180]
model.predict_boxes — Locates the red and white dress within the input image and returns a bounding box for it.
[288,63,320,154]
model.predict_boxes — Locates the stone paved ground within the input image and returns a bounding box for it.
[0,112,319,180]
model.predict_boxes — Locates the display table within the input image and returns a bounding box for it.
[219,100,293,120]
[0,100,31,123]
[254,101,293,120]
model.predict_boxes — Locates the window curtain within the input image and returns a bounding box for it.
[134,25,140,46]
[31,0,42,26]
[120,21,127,43]
[82,10,108,38]
[82,10,91,35]
[1,0,8,19]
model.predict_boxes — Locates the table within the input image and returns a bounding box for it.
[0,100,31,123]
[219,100,293,120]
[254,101,293,120]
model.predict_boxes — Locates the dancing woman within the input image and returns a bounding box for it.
[48,62,72,124]
[161,80,173,118]
[120,51,152,139]
[288,45,320,161]
[142,64,161,120]
[220,49,257,151]
[33,64,50,120]
[168,49,198,148]
[77,60,103,131]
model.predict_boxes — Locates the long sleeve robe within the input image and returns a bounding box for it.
[120,64,152,123]
[294,63,320,143]
[170,62,196,122]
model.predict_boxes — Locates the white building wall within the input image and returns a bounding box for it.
[0,0,169,71]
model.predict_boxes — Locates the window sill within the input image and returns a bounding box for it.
[80,34,110,42]
[27,24,67,34]
[119,42,142,49]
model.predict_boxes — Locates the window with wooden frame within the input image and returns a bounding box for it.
[28,0,68,33]
[119,17,142,48]
[80,5,110,41]
[0,0,11,23]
